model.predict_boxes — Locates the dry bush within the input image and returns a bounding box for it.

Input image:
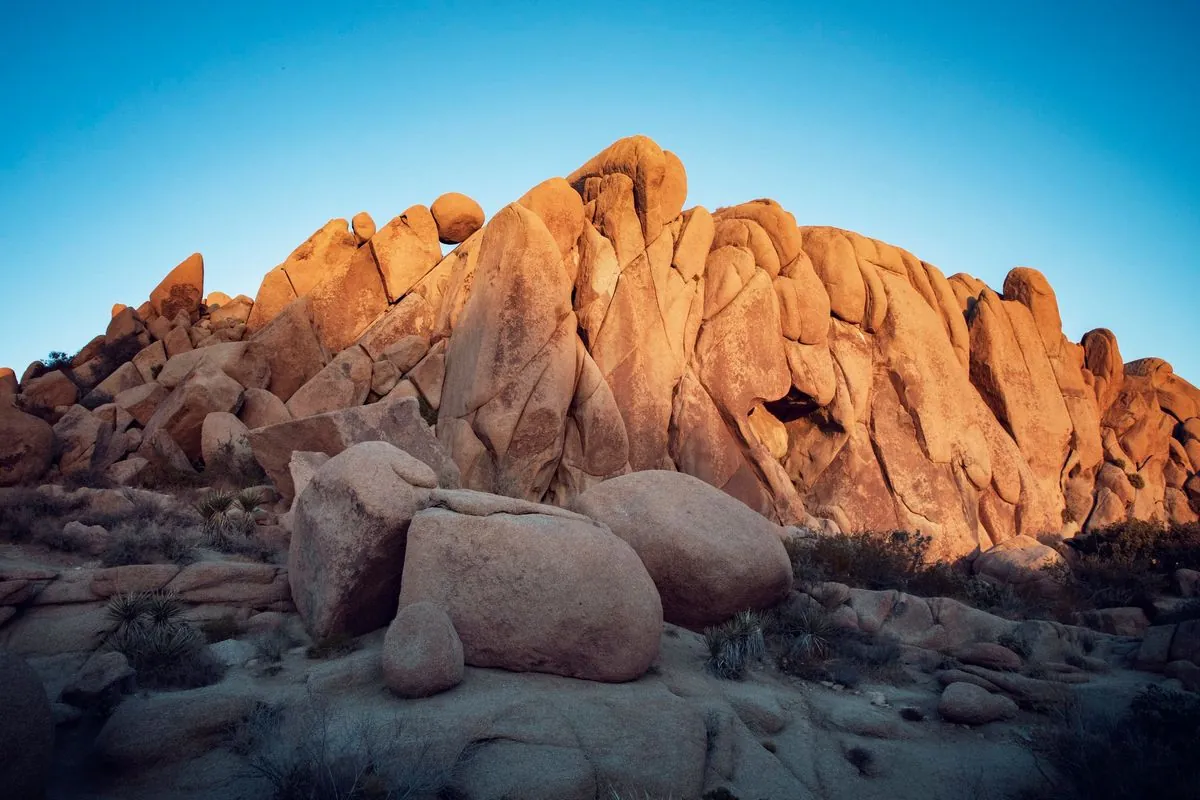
[1023,686,1200,800]
[765,603,904,685]
[229,697,466,800]
[1063,520,1200,611]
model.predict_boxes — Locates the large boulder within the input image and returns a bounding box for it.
[21,369,78,414]
[149,252,204,322]
[246,297,328,401]
[284,345,372,419]
[370,205,442,303]
[155,341,269,392]
[571,470,792,628]
[0,650,54,799]
[141,365,244,461]
[245,395,459,502]
[430,192,485,244]
[382,601,464,698]
[398,492,663,682]
[199,412,256,476]
[53,404,115,474]
[289,442,436,639]
[0,405,54,486]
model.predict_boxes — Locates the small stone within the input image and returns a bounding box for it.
[382,601,465,698]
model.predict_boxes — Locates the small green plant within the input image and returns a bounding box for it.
[704,611,767,680]
[43,350,73,370]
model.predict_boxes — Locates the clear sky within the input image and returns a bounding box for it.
[2,1,1197,384]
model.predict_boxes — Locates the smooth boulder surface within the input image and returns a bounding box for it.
[399,494,663,682]
[572,470,793,628]
[289,442,437,640]
[938,681,1018,725]
[0,650,54,799]
[430,192,485,244]
[382,601,464,698]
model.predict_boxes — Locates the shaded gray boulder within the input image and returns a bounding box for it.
[0,649,54,799]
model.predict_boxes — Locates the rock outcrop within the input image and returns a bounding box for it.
[6,133,1197,563]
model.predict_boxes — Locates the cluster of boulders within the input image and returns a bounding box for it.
[290,440,793,691]
[1,135,1196,573]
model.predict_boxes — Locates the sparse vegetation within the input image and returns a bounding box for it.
[1023,686,1200,800]
[43,350,74,370]
[1126,472,1146,490]
[101,590,225,689]
[1063,520,1200,611]
[704,610,767,679]
[229,697,464,800]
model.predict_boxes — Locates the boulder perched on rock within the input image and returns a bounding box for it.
[290,442,437,639]
[937,681,1017,725]
[431,192,485,244]
[0,404,54,485]
[284,345,372,418]
[398,492,663,682]
[382,601,464,698]
[0,649,54,799]
[572,470,792,628]
[246,395,459,502]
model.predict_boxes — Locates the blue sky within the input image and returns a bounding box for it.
[2,1,1197,384]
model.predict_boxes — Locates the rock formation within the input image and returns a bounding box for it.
[3,134,1197,561]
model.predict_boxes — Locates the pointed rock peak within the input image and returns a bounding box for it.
[150,252,204,322]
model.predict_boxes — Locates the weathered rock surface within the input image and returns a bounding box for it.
[382,600,464,698]
[398,494,662,681]
[0,405,54,485]
[290,442,436,639]
[11,134,1200,560]
[572,470,792,628]
[245,395,459,502]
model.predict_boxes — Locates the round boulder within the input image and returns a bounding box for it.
[0,405,55,486]
[937,681,1017,725]
[571,470,793,629]
[0,650,54,799]
[382,601,464,698]
[973,535,1064,590]
[430,192,485,245]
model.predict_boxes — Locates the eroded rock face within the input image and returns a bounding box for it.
[26,134,1200,562]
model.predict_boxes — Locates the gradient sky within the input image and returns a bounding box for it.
[2,1,1197,384]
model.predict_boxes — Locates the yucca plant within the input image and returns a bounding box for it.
[774,607,834,664]
[704,610,767,680]
[104,591,152,633]
[197,489,256,544]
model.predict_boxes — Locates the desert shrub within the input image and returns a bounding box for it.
[61,467,116,491]
[1025,686,1200,800]
[765,604,905,685]
[704,611,767,680]
[790,529,980,599]
[204,441,268,488]
[0,489,88,542]
[201,615,243,644]
[43,351,73,370]
[253,628,294,663]
[230,698,464,800]
[102,590,225,689]
[91,337,143,382]
[1127,472,1146,490]
[1063,520,1200,610]
[845,745,875,777]
[99,522,199,567]
[306,632,359,661]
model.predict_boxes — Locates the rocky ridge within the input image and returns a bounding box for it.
[1,137,1197,561]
